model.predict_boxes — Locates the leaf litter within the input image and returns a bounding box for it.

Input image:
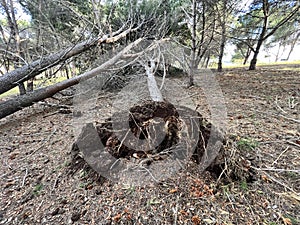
[0,64,299,224]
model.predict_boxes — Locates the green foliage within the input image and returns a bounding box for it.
[237,138,259,151]
[33,183,43,195]
[104,0,186,39]
[268,222,278,225]
[284,215,299,225]
[19,0,93,37]
[232,0,299,65]
[240,181,248,191]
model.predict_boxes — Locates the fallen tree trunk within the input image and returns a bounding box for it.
[0,26,137,95]
[0,38,144,119]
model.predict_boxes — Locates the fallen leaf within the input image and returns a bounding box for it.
[9,151,20,160]
[126,214,132,220]
[282,217,292,225]
[191,215,201,225]
[113,213,121,222]
[180,209,188,216]
[169,188,177,194]
[261,174,271,182]
[203,218,214,224]
[220,209,230,215]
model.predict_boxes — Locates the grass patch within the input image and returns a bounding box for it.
[0,76,67,99]
[237,138,259,151]
[240,181,248,191]
[33,183,43,195]
[278,67,300,71]
[222,60,300,69]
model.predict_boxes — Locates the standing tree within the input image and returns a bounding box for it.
[0,0,29,94]
[239,0,299,70]
[215,0,239,72]
[182,0,219,86]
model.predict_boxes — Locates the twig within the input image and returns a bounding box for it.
[252,166,300,174]
[272,146,289,165]
[52,172,62,190]
[275,96,287,114]
[172,196,179,225]
[261,171,297,194]
[279,114,300,124]
[21,168,28,187]
[225,191,235,210]
[140,166,160,183]
[217,158,228,183]
[286,140,300,149]
[116,129,131,154]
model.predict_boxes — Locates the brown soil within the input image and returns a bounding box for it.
[0,65,299,224]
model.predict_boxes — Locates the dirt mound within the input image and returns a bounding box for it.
[71,100,257,182]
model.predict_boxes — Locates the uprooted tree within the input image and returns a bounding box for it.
[0,0,260,182]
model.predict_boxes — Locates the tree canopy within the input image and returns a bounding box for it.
[0,0,299,118]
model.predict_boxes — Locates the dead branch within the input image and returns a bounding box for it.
[0,38,144,119]
[0,25,138,95]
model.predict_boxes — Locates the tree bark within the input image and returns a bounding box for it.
[0,38,143,119]
[145,60,163,102]
[189,0,197,87]
[249,0,269,70]
[243,47,251,65]
[217,0,227,72]
[0,27,137,95]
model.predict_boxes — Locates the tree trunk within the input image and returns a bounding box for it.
[217,0,227,72]
[27,79,34,92]
[287,32,299,60]
[243,47,251,65]
[249,50,259,70]
[18,83,26,95]
[249,0,269,71]
[0,38,143,119]
[205,52,210,68]
[248,0,299,70]
[145,60,163,102]
[189,0,197,87]
[0,27,137,95]
[217,28,226,72]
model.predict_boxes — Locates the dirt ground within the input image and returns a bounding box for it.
[0,64,299,225]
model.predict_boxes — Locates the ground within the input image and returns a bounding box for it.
[0,64,299,225]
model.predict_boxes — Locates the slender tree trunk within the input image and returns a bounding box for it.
[189,0,197,87]
[27,78,34,92]
[217,25,226,72]
[1,0,26,94]
[287,32,299,60]
[275,43,281,62]
[249,49,260,70]
[242,47,251,65]
[205,52,210,68]
[145,60,163,102]
[217,0,227,72]
[249,0,269,70]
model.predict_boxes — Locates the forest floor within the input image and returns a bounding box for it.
[0,64,299,225]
